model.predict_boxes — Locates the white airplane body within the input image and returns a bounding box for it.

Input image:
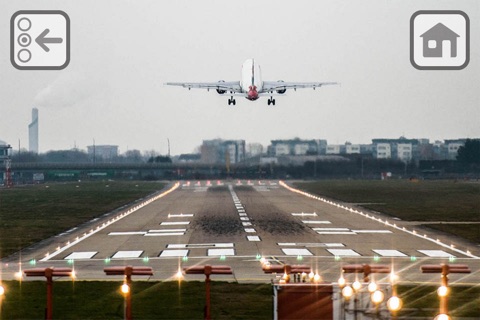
[166,59,337,105]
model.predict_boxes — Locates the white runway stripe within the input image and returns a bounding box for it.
[327,249,361,257]
[372,249,407,257]
[208,248,235,256]
[168,243,234,249]
[418,250,455,257]
[159,250,189,257]
[112,251,143,259]
[144,232,184,236]
[247,236,261,241]
[302,220,331,224]
[160,221,190,225]
[64,252,97,260]
[108,232,147,236]
[352,230,392,234]
[281,248,313,256]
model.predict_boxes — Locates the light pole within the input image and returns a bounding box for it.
[183,265,233,320]
[261,264,313,283]
[23,267,74,320]
[341,264,392,319]
[104,266,154,320]
[421,264,471,320]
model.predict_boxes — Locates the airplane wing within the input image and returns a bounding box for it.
[165,81,243,93]
[262,81,338,92]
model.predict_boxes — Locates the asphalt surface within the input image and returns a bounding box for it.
[2,180,479,286]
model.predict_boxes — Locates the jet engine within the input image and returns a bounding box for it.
[216,80,226,94]
[276,80,286,94]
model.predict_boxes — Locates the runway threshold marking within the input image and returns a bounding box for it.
[64,252,97,260]
[327,249,361,257]
[372,249,407,257]
[208,248,235,256]
[40,182,180,262]
[112,251,143,259]
[418,250,455,258]
[159,250,189,257]
[280,181,479,259]
[281,248,313,256]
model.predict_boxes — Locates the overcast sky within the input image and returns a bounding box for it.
[1,0,479,155]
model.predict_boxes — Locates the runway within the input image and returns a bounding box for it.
[3,180,479,284]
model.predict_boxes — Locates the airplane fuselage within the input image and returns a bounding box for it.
[240,59,262,101]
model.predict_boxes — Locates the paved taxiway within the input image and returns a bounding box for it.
[3,180,479,285]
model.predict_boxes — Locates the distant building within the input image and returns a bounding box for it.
[444,139,467,160]
[372,137,420,161]
[326,144,343,155]
[0,140,11,159]
[374,142,392,159]
[87,145,119,161]
[28,108,39,153]
[269,138,322,156]
[200,139,245,164]
[246,143,264,158]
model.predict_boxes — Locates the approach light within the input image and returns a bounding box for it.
[308,271,314,281]
[342,285,353,299]
[338,276,346,288]
[175,268,184,280]
[434,314,451,320]
[14,271,23,280]
[121,283,130,294]
[352,280,362,292]
[371,290,385,304]
[313,273,321,283]
[368,281,378,293]
[437,285,449,297]
[387,296,402,312]
[0,285,5,296]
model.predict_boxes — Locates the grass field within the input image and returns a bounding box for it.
[0,181,166,258]
[0,281,272,319]
[294,180,480,243]
[0,281,478,319]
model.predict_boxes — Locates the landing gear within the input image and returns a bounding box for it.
[267,97,276,106]
[228,97,236,105]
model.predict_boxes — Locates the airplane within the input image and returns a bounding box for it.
[165,59,338,105]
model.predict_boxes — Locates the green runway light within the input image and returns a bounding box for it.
[255,254,261,260]
[410,256,417,262]
[220,255,226,261]
[67,259,74,265]
[373,255,380,262]
[449,256,456,262]
[334,255,341,261]
[143,256,150,263]
[29,259,36,266]
[182,256,188,262]
[104,257,111,264]
[297,255,303,261]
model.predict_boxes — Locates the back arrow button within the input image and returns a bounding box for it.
[35,29,63,52]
